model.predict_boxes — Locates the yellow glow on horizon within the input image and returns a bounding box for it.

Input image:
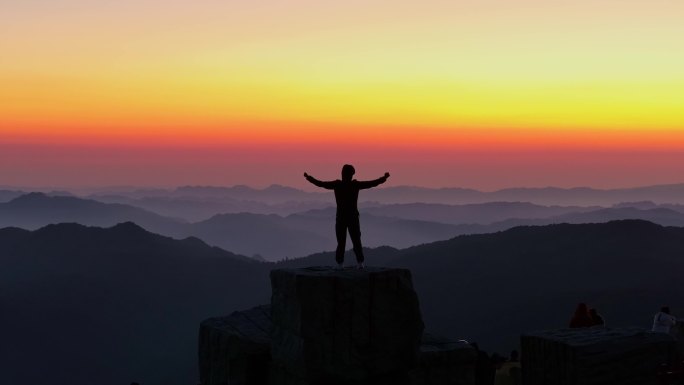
[2,0,684,148]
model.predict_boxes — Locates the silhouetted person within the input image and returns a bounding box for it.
[653,306,677,333]
[589,308,605,327]
[304,165,390,269]
[569,303,593,328]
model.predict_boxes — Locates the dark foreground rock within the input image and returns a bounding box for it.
[270,267,425,385]
[199,267,477,385]
[522,327,676,385]
[199,305,272,385]
[409,333,477,385]
[671,322,684,359]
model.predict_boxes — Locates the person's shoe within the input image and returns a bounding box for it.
[357,262,365,270]
[335,263,344,270]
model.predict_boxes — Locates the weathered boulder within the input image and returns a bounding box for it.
[521,327,676,385]
[670,322,684,359]
[270,267,424,385]
[199,305,272,385]
[409,333,477,385]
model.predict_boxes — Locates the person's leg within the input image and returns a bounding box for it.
[348,215,364,264]
[335,219,347,266]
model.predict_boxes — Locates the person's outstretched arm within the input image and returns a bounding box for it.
[304,172,336,189]
[357,172,390,189]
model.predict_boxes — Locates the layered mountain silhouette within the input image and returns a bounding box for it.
[386,220,684,354]
[138,183,684,206]
[0,189,24,202]
[7,192,684,261]
[196,208,463,259]
[63,183,684,219]
[613,200,684,212]
[0,222,268,385]
[2,220,684,385]
[88,184,333,220]
[362,183,684,206]
[482,206,684,231]
[173,184,326,202]
[90,192,332,221]
[0,194,464,260]
[0,192,185,231]
[361,201,599,225]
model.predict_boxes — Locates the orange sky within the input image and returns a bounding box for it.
[1,0,683,189]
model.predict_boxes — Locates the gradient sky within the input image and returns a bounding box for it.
[2,0,683,189]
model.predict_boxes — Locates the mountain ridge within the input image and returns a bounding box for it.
[9,192,684,261]
[2,219,684,385]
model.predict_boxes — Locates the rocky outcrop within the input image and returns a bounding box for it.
[521,327,676,385]
[670,322,684,358]
[270,267,425,385]
[409,333,477,385]
[200,266,479,385]
[199,305,272,385]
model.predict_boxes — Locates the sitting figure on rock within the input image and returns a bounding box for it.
[652,306,677,333]
[569,303,594,328]
[304,164,390,270]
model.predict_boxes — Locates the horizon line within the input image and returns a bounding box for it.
[3,181,684,194]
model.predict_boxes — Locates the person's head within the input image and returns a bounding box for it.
[575,303,588,315]
[510,350,519,362]
[589,308,598,316]
[341,164,355,181]
[661,306,671,314]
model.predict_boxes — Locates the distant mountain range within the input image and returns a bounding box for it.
[190,208,469,259]
[6,183,684,212]
[361,183,684,206]
[2,220,683,385]
[0,194,461,259]
[360,201,600,225]
[5,193,684,260]
[100,182,684,206]
[0,189,24,202]
[143,182,684,206]
[0,192,186,231]
[88,192,333,221]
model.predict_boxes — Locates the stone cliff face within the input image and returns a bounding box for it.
[670,322,684,358]
[270,267,424,384]
[521,327,676,385]
[199,267,475,385]
[199,305,271,385]
[410,333,476,385]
